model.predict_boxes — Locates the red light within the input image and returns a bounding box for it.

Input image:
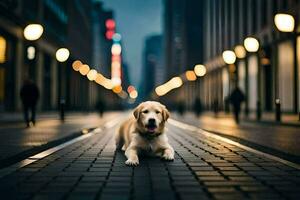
[106,30,115,40]
[106,19,115,29]
[127,85,135,93]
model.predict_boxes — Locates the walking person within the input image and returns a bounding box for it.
[20,79,39,127]
[229,87,245,124]
[193,97,203,117]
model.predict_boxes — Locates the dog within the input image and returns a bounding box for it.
[116,101,174,166]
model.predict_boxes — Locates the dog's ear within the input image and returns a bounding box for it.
[133,104,143,120]
[162,106,170,121]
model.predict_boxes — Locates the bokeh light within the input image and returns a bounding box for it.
[112,85,122,93]
[79,64,90,75]
[129,90,138,99]
[111,43,122,55]
[222,50,236,64]
[87,69,98,81]
[23,24,44,41]
[72,60,82,71]
[194,64,206,77]
[244,37,259,52]
[274,13,295,32]
[56,48,70,62]
[234,45,246,59]
[185,70,197,81]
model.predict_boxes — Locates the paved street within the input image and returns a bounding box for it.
[173,112,300,163]
[0,112,119,168]
[0,114,299,200]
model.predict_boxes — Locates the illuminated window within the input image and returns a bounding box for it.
[0,36,6,63]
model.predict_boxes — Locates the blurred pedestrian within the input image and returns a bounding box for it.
[20,79,39,127]
[96,99,106,117]
[193,97,203,117]
[177,101,185,116]
[229,87,245,124]
[213,99,219,117]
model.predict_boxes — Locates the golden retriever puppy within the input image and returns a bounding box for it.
[116,101,174,166]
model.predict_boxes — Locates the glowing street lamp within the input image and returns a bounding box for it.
[274,13,295,32]
[185,70,197,81]
[23,24,44,41]
[234,45,246,59]
[79,64,90,75]
[170,77,183,88]
[111,43,122,55]
[222,50,236,64]
[194,64,206,77]
[87,69,98,81]
[56,48,70,62]
[244,37,260,52]
[129,90,138,99]
[72,60,82,71]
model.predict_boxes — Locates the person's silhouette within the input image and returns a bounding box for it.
[193,97,202,117]
[229,87,245,124]
[20,79,39,127]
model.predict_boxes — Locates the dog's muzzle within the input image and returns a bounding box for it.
[146,118,157,133]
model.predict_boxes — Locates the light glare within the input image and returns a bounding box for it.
[222,50,236,64]
[274,13,295,32]
[244,37,260,52]
[23,24,44,41]
[56,48,70,62]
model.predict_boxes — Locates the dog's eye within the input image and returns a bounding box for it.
[142,110,149,114]
[155,110,160,114]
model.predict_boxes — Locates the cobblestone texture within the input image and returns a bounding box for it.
[0,121,299,200]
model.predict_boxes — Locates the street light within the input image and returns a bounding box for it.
[56,48,70,62]
[274,13,295,32]
[23,24,44,41]
[234,45,246,59]
[222,50,236,64]
[185,70,197,81]
[129,90,138,99]
[244,37,260,52]
[72,60,82,71]
[87,69,98,81]
[194,64,206,77]
[111,43,122,55]
[79,64,90,75]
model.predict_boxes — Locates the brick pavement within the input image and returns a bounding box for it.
[0,112,118,167]
[0,119,299,200]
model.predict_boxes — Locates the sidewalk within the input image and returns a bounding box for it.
[242,111,300,127]
[172,112,300,164]
[0,112,120,168]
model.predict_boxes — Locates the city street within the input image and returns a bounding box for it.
[1,0,300,199]
[0,113,299,200]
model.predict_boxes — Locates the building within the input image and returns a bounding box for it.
[141,35,163,99]
[200,0,300,117]
[162,0,205,109]
[0,0,117,112]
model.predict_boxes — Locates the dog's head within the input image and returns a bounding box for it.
[133,101,169,134]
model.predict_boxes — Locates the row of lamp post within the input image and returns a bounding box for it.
[221,13,297,122]
[155,64,207,97]
[23,23,70,120]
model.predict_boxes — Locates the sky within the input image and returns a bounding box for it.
[102,0,162,87]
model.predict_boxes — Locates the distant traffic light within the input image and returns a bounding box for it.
[105,19,115,40]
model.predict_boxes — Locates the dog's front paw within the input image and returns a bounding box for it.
[162,152,174,161]
[125,158,139,166]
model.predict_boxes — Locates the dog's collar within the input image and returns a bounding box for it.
[138,132,162,140]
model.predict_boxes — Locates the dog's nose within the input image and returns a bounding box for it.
[148,118,156,124]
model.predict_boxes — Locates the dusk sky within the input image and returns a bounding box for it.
[103,0,162,87]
